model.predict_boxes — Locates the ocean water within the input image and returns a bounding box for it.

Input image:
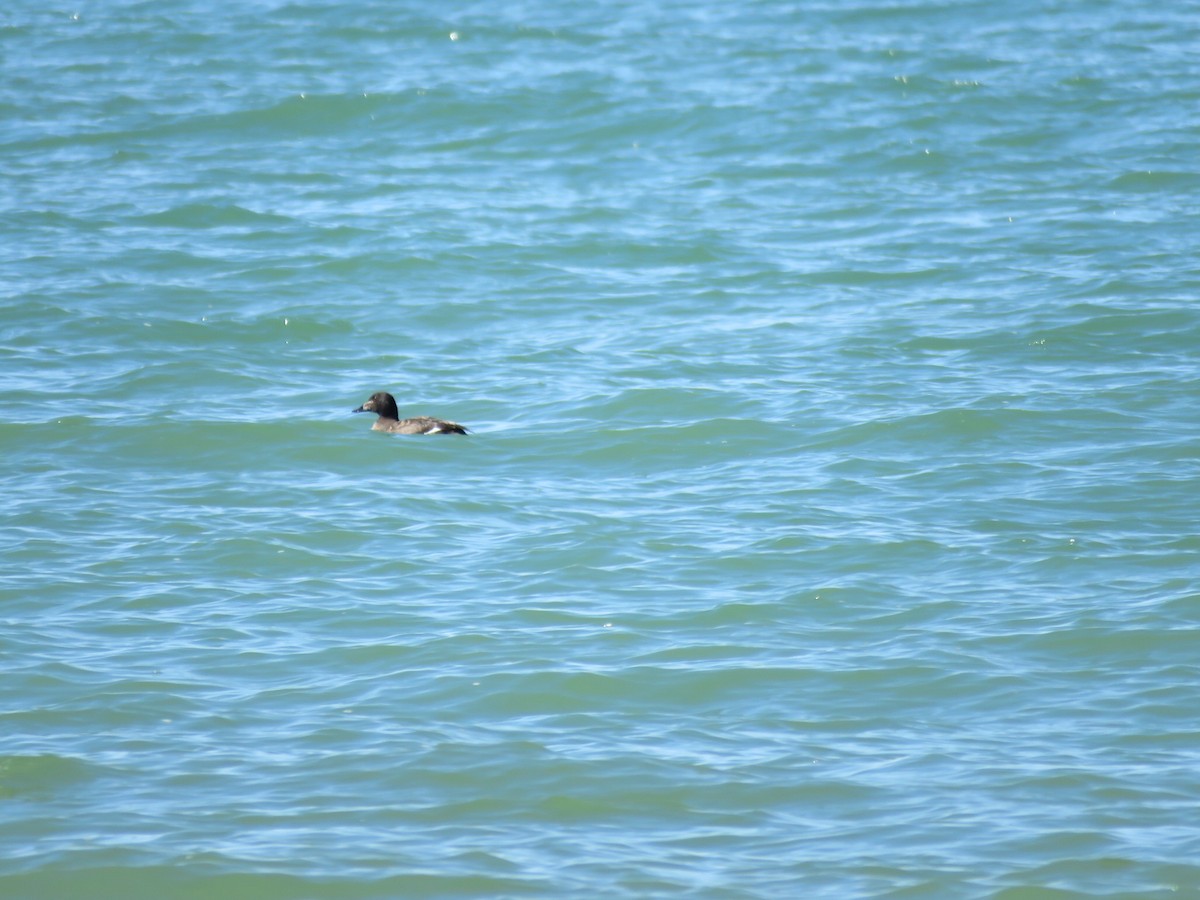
[2,0,1199,896]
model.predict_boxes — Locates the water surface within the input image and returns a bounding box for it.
[2,1,1199,897]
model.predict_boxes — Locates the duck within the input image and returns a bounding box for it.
[352,391,469,434]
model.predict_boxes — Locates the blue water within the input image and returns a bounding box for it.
[3,1,1199,897]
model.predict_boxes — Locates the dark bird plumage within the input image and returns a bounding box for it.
[352,391,469,435]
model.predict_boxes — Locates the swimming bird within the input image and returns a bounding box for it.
[352,391,469,435]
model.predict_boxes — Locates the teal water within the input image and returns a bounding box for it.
[3,1,1199,897]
